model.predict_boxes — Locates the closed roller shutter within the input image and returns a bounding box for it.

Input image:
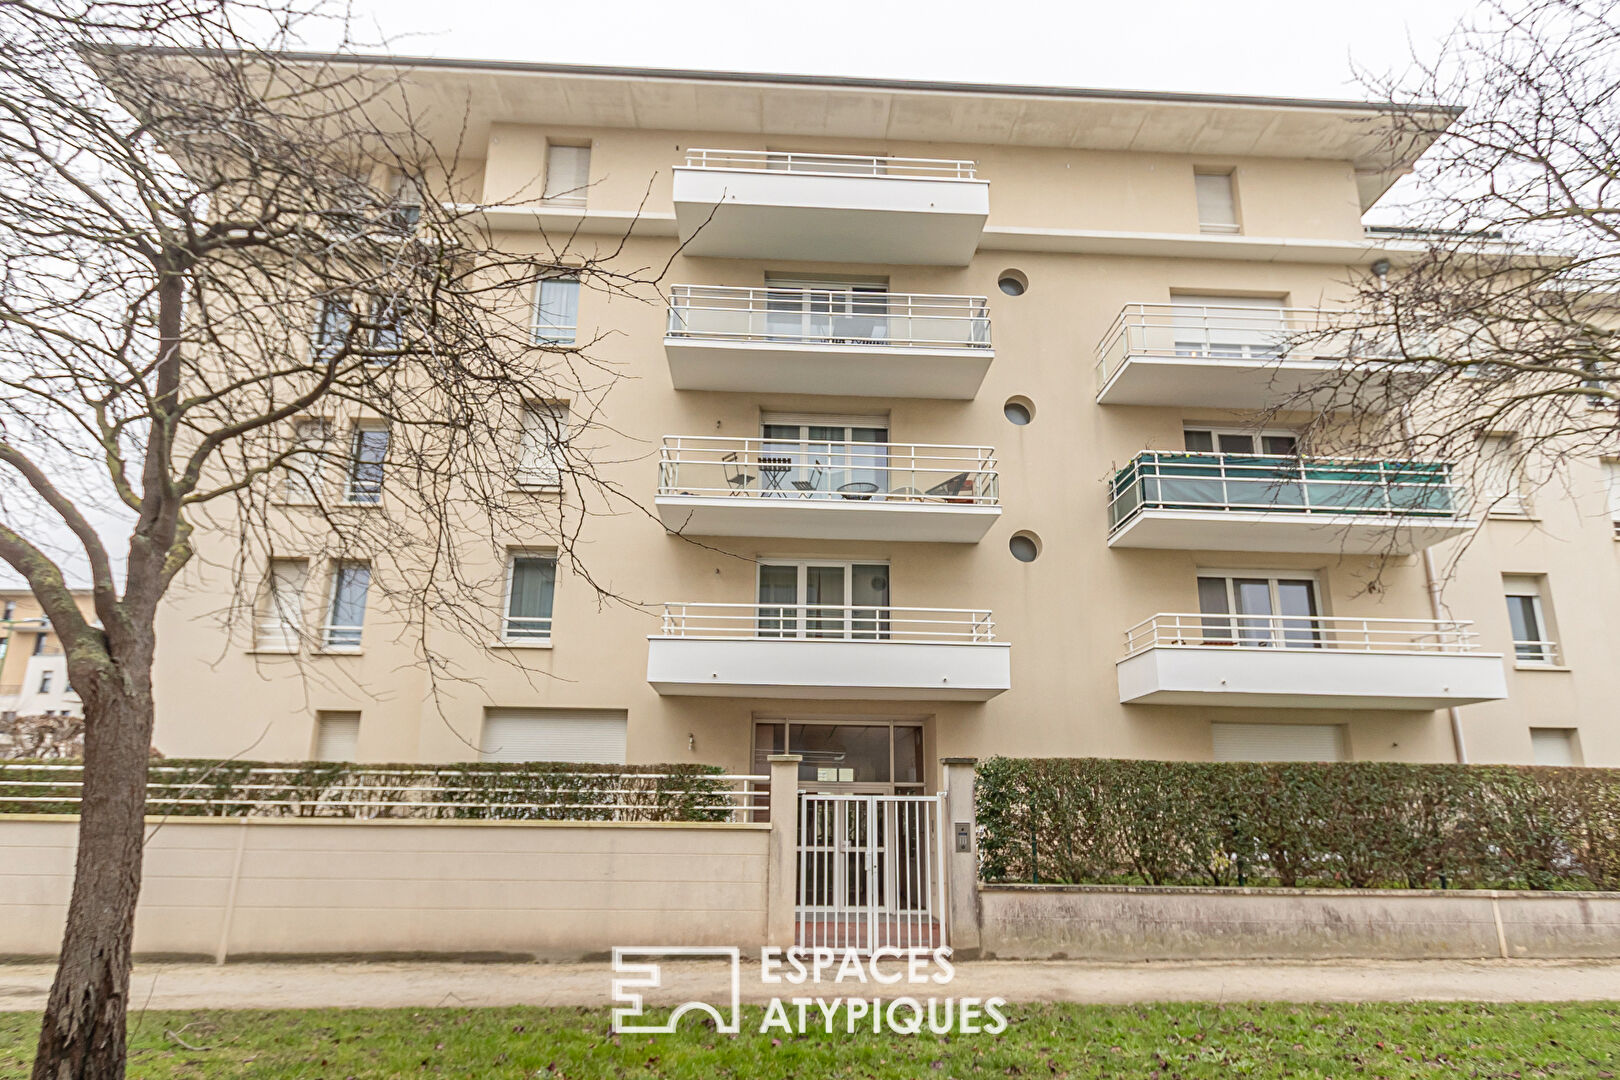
[479,708,628,764]
[1530,728,1578,767]
[1212,722,1345,762]
[314,712,360,762]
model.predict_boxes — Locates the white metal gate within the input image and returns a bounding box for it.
[796,792,948,952]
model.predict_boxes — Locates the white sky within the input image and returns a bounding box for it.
[334,0,1479,101]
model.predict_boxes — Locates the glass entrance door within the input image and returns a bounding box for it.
[755,720,924,794]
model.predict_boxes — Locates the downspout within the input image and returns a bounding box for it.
[1372,257,1468,764]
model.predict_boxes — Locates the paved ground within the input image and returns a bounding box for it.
[2,958,1618,1013]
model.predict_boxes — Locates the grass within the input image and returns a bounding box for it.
[1,1002,1617,1078]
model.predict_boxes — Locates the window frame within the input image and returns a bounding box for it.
[532,276,580,345]
[755,558,891,640]
[500,550,558,645]
[342,423,390,505]
[1195,570,1323,649]
[322,561,371,652]
[1503,574,1557,666]
[541,142,592,207]
[1182,425,1300,456]
[312,295,355,362]
[254,558,310,653]
[516,402,569,491]
[1193,168,1240,234]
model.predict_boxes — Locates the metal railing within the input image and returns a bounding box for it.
[659,436,999,504]
[1122,613,1483,659]
[667,285,991,350]
[1108,451,1465,532]
[501,615,553,642]
[658,603,997,643]
[1513,639,1562,665]
[683,148,978,179]
[321,623,363,650]
[1094,303,1409,392]
[0,764,773,822]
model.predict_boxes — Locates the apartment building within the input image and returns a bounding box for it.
[150,60,1620,782]
[0,589,95,722]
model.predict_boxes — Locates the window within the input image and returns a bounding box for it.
[368,296,405,356]
[762,274,889,343]
[1212,722,1345,762]
[1171,294,1287,359]
[387,172,422,231]
[517,403,568,489]
[542,144,591,207]
[1604,459,1620,537]
[32,633,45,656]
[502,553,556,642]
[343,425,389,504]
[1530,728,1581,766]
[284,418,331,503]
[2,601,14,621]
[533,277,580,344]
[1183,426,1298,456]
[1503,575,1557,665]
[479,708,627,764]
[313,711,360,762]
[38,670,52,693]
[1197,572,1320,648]
[757,560,889,639]
[254,559,308,651]
[760,413,889,497]
[323,562,370,650]
[1476,434,1528,516]
[1194,169,1239,233]
[754,720,924,794]
[312,296,354,361]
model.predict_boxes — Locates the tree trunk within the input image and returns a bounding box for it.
[31,667,155,1080]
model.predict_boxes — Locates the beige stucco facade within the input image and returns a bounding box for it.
[151,62,1620,779]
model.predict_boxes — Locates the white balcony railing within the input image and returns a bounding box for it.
[1122,613,1482,660]
[322,623,363,650]
[659,436,998,504]
[1513,638,1561,665]
[684,148,978,180]
[667,286,991,351]
[1095,303,1409,392]
[659,603,997,644]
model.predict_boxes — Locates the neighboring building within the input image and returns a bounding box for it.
[151,60,1620,780]
[0,589,94,721]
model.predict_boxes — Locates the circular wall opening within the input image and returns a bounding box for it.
[1009,532,1041,563]
[997,269,1028,297]
[1003,396,1034,425]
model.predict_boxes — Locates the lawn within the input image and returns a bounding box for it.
[1,1002,1617,1078]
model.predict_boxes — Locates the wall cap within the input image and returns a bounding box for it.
[0,813,768,831]
[980,882,1620,900]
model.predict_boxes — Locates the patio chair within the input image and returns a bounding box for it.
[721,451,754,495]
[925,472,975,503]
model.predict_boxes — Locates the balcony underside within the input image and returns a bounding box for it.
[1107,509,1474,555]
[1117,646,1508,710]
[664,337,994,399]
[656,495,1000,543]
[672,169,988,264]
[1096,355,1355,408]
[647,637,1011,700]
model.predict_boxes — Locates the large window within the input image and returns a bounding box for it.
[1196,572,1320,648]
[254,558,308,652]
[344,424,389,504]
[762,275,889,343]
[760,414,889,497]
[533,278,580,344]
[1194,169,1240,233]
[517,403,569,489]
[312,296,353,361]
[1503,574,1557,664]
[502,553,556,643]
[757,560,889,639]
[542,143,591,207]
[754,719,924,794]
[323,561,370,650]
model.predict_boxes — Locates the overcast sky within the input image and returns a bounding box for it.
[334,0,1479,101]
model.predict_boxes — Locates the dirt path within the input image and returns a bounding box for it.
[2,958,1617,1013]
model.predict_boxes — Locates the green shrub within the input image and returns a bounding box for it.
[0,759,738,822]
[977,758,1620,891]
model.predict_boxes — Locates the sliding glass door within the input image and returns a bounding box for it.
[757,561,890,639]
[1197,574,1320,647]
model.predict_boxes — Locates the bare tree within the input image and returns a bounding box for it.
[1271,0,1619,502]
[0,3,656,1075]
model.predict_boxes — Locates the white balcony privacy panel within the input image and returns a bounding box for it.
[543,144,591,204]
[478,708,628,764]
[314,712,360,762]
[1211,722,1346,762]
[1531,728,1578,766]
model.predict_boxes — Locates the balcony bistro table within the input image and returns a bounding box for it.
[838,481,880,501]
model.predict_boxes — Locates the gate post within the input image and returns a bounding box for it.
[941,757,981,956]
[765,754,802,951]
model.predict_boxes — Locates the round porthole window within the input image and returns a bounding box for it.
[1003,396,1034,425]
[997,269,1028,297]
[1009,532,1041,563]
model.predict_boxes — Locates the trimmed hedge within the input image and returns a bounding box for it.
[976,758,1620,891]
[0,759,739,822]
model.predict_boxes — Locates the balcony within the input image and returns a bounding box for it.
[1117,613,1507,709]
[656,436,1000,543]
[647,603,1010,700]
[1095,303,1412,408]
[1107,451,1474,554]
[672,149,989,265]
[664,285,993,398]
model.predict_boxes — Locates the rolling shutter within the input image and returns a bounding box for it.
[1211,722,1345,762]
[314,712,360,762]
[479,708,628,764]
[1530,728,1577,767]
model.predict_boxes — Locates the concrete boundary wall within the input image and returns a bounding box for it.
[977,883,1620,961]
[0,814,776,962]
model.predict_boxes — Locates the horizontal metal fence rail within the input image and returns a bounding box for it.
[0,765,771,822]
[659,435,999,504]
[1513,638,1562,664]
[683,148,978,179]
[667,285,991,350]
[658,602,996,643]
[1094,302,1411,392]
[1108,451,1464,532]
[1122,613,1484,659]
